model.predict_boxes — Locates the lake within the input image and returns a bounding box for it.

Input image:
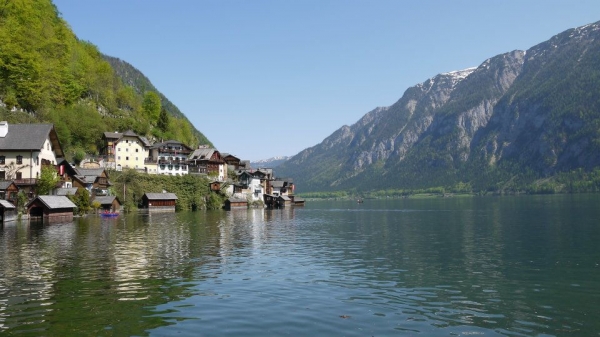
[1,194,599,336]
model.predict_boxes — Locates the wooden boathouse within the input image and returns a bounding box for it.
[0,200,16,225]
[26,195,76,224]
[142,192,178,212]
[225,197,248,210]
[94,195,122,213]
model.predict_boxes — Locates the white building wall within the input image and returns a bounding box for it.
[0,137,58,179]
[155,153,189,176]
[115,136,148,170]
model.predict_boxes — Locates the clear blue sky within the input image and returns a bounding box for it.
[53,0,600,161]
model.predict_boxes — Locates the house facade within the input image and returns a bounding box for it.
[0,122,64,193]
[112,130,151,171]
[149,140,193,176]
[188,146,226,181]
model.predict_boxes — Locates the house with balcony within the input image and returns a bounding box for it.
[0,122,64,195]
[147,140,193,176]
[188,146,226,181]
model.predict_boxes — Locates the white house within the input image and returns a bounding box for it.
[0,122,64,189]
[149,140,193,176]
[113,130,151,171]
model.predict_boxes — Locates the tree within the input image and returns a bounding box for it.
[36,165,60,195]
[157,107,170,132]
[142,91,161,123]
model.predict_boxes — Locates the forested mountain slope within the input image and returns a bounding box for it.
[0,0,210,160]
[277,21,600,193]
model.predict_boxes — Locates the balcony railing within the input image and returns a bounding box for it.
[14,178,37,185]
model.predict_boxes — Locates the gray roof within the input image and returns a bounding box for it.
[55,188,79,196]
[94,196,120,205]
[0,180,16,190]
[278,195,291,201]
[103,132,122,139]
[271,180,285,188]
[0,200,15,208]
[0,124,63,156]
[75,168,105,176]
[29,195,76,209]
[152,140,192,150]
[189,148,215,160]
[139,136,151,147]
[144,193,178,200]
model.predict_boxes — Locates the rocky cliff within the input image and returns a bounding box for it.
[277,21,600,192]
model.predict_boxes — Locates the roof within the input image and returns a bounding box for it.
[103,132,122,139]
[55,188,79,196]
[0,123,64,157]
[271,180,285,188]
[28,195,76,209]
[0,180,16,190]
[0,200,15,208]
[278,195,291,201]
[143,193,178,200]
[189,148,215,160]
[75,168,105,177]
[227,198,247,203]
[94,196,120,205]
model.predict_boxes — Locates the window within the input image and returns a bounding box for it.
[0,171,4,179]
[118,156,121,160]
[16,172,22,179]
[118,147,121,151]
[135,149,139,152]
[126,148,129,152]
[126,157,129,161]
[0,156,4,164]
[16,155,22,164]
[135,157,138,161]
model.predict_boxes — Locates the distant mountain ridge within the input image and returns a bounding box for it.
[277,21,600,193]
[251,156,290,168]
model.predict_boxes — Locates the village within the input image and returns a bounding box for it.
[0,121,304,224]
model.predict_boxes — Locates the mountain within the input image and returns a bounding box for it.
[277,21,600,193]
[0,0,210,159]
[250,156,290,169]
[103,55,212,146]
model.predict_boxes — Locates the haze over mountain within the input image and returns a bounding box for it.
[250,156,290,169]
[277,21,600,193]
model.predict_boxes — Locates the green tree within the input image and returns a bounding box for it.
[142,91,161,123]
[157,107,170,132]
[36,165,60,195]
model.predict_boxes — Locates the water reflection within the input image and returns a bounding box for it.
[0,196,599,336]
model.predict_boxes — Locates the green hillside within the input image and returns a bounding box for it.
[0,0,210,161]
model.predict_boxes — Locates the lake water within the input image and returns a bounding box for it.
[1,194,599,336]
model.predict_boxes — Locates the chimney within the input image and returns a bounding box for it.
[0,121,7,138]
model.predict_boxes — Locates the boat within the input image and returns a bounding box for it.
[100,211,119,218]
